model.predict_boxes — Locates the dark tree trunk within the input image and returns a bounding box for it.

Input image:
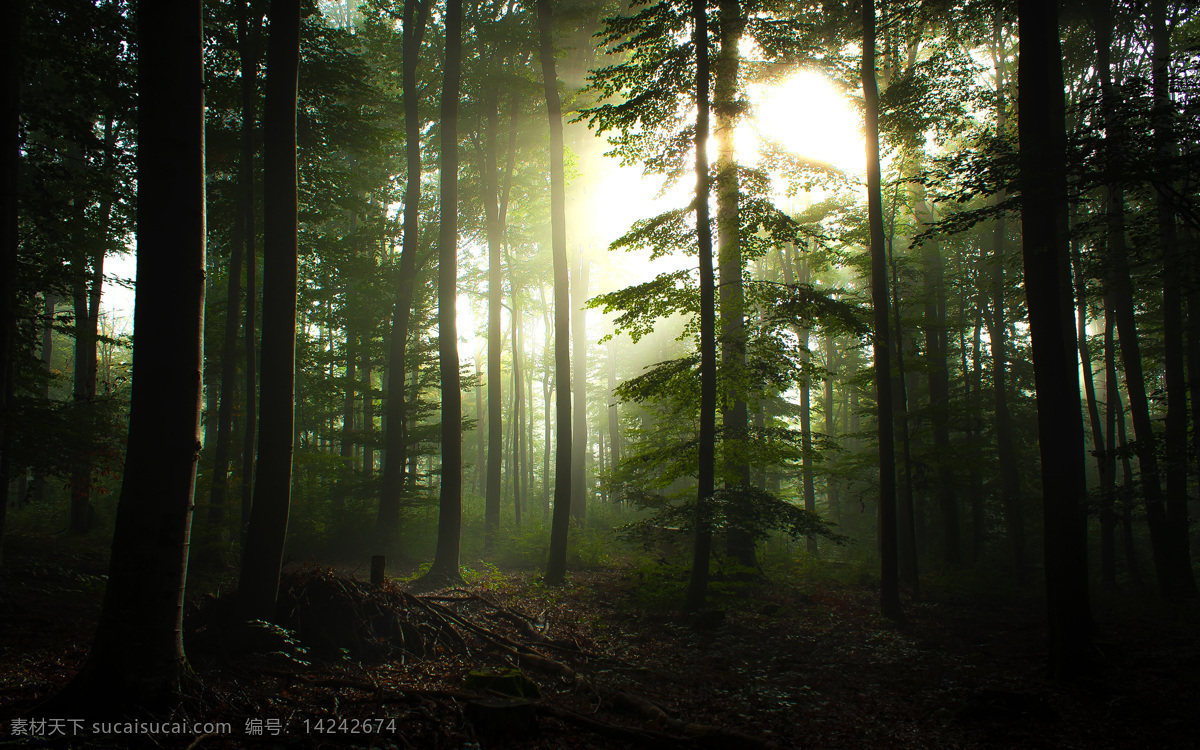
[362,347,373,474]
[1113,371,1141,583]
[887,220,918,596]
[482,82,504,543]
[238,0,263,546]
[209,2,261,542]
[864,0,903,622]
[239,0,301,622]
[378,0,430,545]
[714,0,755,569]
[684,0,716,613]
[570,252,589,522]
[1151,0,1196,596]
[65,0,205,703]
[1097,0,1183,596]
[511,284,523,526]
[824,333,840,528]
[0,1,17,566]
[1101,291,1118,586]
[541,0,573,586]
[989,13,1025,582]
[922,237,959,565]
[1017,0,1092,679]
[428,0,464,583]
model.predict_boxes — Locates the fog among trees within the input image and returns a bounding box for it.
[1,0,1199,746]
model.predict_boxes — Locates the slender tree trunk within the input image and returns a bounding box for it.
[511,284,523,526]
[865,0,902,621]
[208,3,260,540]
[921,233,959,565]
[1101,290,1118,585]
[797,256,816,555]
[0,1,17,566]
[481,84,504,543]
[1097,0,1181,596]
[362,346,373,474]
[1152,0,1195,596]
[428,0,464,582]
[66,0,204,703]
[239,0,300,622]
[685,0,716,613]
[713,0,754,568]
[989,14,1024,581]
[824,333,839,529]
[238,0,263,546]
[541,0,573,585]
[607,338,620,476]
[1017,0,1092,679]
[1113,371,1141,583]
[379,0,430,544]
[570,252,589,522]
[887,200,918,596]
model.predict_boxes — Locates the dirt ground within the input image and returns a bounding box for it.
[1,534,1198,749]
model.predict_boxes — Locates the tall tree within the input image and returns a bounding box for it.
[239,0,265,543]
[988,8,1025,581]
[864,0,902,622]
[541,0,573,586]
[378,0,430,545]
[207,0,262,545]
[239,0,301,622]
[1017,0,1092,679]
[426,0,464,583]
[684,0,716,613]
[0,0,18,566]
[570,251,589,522]
[63,0,205,703]
[1151,0,1196,596]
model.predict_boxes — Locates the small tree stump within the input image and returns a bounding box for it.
[370,555,386,586]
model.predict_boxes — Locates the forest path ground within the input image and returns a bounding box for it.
[1,534,1198,749]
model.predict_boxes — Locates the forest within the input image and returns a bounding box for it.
[1,0,1199,746]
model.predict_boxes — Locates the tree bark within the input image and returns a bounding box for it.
[685,0,716,613]
[570,252,589,522]
[864,0,902,621]
[378,0,430,545]
[1017,0,1092,679]
[989,14,1024,582]
[1151,0,1195,596]
[427,0,464,583]
[66,0,204,703]
[541,0,573,586]
[0,1,17,566]
[239,0,301,622]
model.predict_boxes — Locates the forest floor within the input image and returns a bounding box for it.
[1,533,1199,749]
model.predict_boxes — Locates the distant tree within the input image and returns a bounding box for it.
[1017,0,1092,679]
[684,0,716,613]
[378,0,431,546]
[426,0,464,584]
[62,0,205,704]
[239,0,302,622]
[541,0,573,586]
[0,0,18,567]
[864,0,902,622]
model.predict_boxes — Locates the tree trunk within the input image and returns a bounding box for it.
[864,0,903,621]
[0,1,17,566]
[427,0,464,583]
[541,0,573,586]
[887,197,918,596]
[66,0,204,703]
[239,0,300,622]
[1101,290,1118,586]
[684,0,716,613]
[824,333,839,529]
[511,282,523,526]
[989,15,1025,581]
[570,252,589,522]
[1017,0,1092,679]
[921,233,959,565]
[1097,0,1182,596]
[1151,0,1195,596]
[607,338,620,477]
[378,0,430,545]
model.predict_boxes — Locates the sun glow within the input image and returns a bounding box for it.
[747,71,864,176]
